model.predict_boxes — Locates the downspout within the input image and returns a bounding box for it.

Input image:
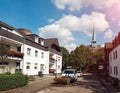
[22,37,25,74]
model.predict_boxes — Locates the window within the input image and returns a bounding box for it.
[58,65,60,69]
[110,67,112,74]
[109,54,112,62]
[116,66,118,75]
[17,47,21,52]
[114,66,115,75]
[35,50,38,57]
[16,62,20,69]
[26,62,31,69]
[58,57,60,61]
[113,50,117,60]
[113,66,118,75]
[0,62,8,65]
[35,37,39,43]
[115,51,117,59]
[34,63,38,69]
[109,66,112,74]
[41,52,44,58]
[40,64,44,71]
[27,48,31,55]
[113,52,115,60]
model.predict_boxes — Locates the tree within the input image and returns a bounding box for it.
[69,51,77,68]
[93,48,105,63]
[60,47,69,69]
[0,43,9,73]
[70,45,92,70]
[0,44,9,63]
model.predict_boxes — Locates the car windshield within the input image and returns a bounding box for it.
[63,70,74,74]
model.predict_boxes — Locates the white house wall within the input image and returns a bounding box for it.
[0,22,62,75]
[21,44,49,75]
[109,45,120,80]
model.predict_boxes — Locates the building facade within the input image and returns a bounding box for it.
[109,34,120,80]
[104,42,113,80]
[105,32,120,86]
[0,21,62,75]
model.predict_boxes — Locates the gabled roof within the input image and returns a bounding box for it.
[44,38,62,55]
[44,38,59,47]
[0,21,15,30]
[105,42,113,49]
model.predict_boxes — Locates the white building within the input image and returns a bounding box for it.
[0,21,62,75]
[109,33,120,83]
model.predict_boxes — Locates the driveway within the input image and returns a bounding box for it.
[36,73,109,93]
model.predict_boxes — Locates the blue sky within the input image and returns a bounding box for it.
[0,0,120,51]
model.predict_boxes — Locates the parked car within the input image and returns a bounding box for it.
[76,71,83,77]
[49,69,56,73]
[62,69,77,82]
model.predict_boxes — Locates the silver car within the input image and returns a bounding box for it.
[62,69,77,82]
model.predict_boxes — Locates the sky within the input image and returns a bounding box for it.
[0,0,120,52]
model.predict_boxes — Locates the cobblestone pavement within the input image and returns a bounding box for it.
[36,73,109,93]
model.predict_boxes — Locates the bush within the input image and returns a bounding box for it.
[53,77,70,85]
[5,72,11,74]
[0,73,28,91]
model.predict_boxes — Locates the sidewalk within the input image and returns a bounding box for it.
[0,75,55,93]
[97,75,120,93]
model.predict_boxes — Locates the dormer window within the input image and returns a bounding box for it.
[39,38,44,46]
[35,36,39,43]
[41,40,44,46]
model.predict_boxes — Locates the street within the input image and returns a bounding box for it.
[36,73,109,93]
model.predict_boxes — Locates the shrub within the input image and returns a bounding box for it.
[0,73,28,91]
[53,77,70,85]
[5,72,11,74]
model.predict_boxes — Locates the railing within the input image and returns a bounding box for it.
[7,50,24,58]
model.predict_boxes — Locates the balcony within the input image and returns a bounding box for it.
[49,58,55,65]
[7,50,24,58]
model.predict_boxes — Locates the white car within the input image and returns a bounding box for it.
[76,71,83,77]
[62,69,77,82]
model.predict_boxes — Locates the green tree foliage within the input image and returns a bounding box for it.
[61,45,105,72]
[93,48,105,64]
[69,51,76,68]
[73,45,92,68]
[0,43,9,63]
[60,47,69,68]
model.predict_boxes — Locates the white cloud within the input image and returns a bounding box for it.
[39,24,75,45]
[64,43,77,52]
[48,18,55,23]
[118,21,120,27]
[86,0,119,9]
[39,12,109,50]
[52,0,119,11]
[104,29,114,39]
[55,12,109,36]
[51,0,83,11]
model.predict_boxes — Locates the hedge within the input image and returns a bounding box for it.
[0,72,28,91]
[54,77,70,85]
